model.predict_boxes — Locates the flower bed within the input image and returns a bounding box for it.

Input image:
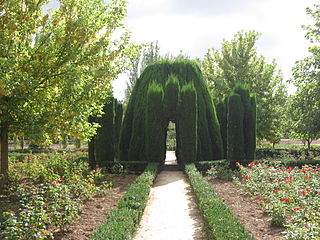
[90,162,159,240]
[185,163,254,240]
[237,161,320,239]
[0,152,111,240]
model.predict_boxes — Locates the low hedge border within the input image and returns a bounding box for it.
[90,162,159,240]
[185,163,254,240]
[105,161,149,173]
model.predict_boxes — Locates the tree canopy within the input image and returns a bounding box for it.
[202,30,287,142]
[290,4,320,147]
[0,0,130,175]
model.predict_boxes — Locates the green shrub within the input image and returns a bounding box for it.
[145,83,165,162]
[227,93,244,162]
[90,163,159,240]
[164,74,180,118]
[119,60,223,162]
[179,83,197,162]
[185,164,254,240]
[216,99,227,158]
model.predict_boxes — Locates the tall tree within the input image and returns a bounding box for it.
[0,0,130,177]
[125,41,160,102]
[202,30,287,142]
[290,4,320,147]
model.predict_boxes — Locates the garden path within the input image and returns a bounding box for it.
[132,152,207,240]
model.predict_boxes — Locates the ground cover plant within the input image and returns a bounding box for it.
[185,163,254,240]
[0,151,111,240]
[236,160,320,239]
[90,162,159,240]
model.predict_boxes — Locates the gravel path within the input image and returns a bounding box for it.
[132,169,207,240]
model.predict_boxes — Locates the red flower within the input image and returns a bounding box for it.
[304,176,311,179]
[274,190,279,193]
[293,207,300,210]
[244,175,249,179]
[249,161,255,167]
[281,198,291,202]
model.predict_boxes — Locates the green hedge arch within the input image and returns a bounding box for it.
[119,60,223,163]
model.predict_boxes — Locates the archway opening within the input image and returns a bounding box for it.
[165,120,177,165]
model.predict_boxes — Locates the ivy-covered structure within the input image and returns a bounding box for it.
[119,60,223,163]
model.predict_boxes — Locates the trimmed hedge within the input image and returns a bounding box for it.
[119,60,223,163]
[145,83,165,162]
[256,148,320,159]
[185,164,254,240]
[105,161,149,173]
[90,162,159,240]
[179,83,197,162]
[227,93,244,162]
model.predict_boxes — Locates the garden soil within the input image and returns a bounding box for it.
[208,177,285,240]
[54,174,137,240]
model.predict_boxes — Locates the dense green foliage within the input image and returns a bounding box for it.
[89,98,123,168]
[237,160,320,239]
[215,99,227,158]
[120,60,223,163]
[179,83,197,162]
[202,30,287,143]
[145,83,165,162]
[114,100,124,160]
[220,85,256,163]
[0,0,131,176]
[227,93,244,162]
[233,85,256,160]
[164,75,180,118]
[0,151,110,239]
[90,163,158,240]
[94,99,115,166]
[185,164,254,240]
[290,4,320,148]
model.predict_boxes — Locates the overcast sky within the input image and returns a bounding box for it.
[113,0,318,99]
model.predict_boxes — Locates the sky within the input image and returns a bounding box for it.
[113,0,318,99]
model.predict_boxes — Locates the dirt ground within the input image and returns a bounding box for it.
[54,174,137,240]
[207,177,285,240]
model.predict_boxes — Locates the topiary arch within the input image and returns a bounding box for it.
[119,60,224,164]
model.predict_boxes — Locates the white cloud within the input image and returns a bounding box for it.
[113,0,318,99]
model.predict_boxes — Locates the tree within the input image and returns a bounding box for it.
[202,30,287,142]
[290,4,320,148]
[124,41,160,102]
[0,0,130,177]
[288,85,320,149]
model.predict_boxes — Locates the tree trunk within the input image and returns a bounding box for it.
[307,139,312,150]
[0,121,9,189]
[0,122,9,174]
[20,137,24,150]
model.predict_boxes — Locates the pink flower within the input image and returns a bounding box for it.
[274,190,279,193]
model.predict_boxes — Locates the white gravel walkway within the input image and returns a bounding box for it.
[133,153,207,240]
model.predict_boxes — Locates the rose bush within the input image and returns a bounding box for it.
[237,160,320,239]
